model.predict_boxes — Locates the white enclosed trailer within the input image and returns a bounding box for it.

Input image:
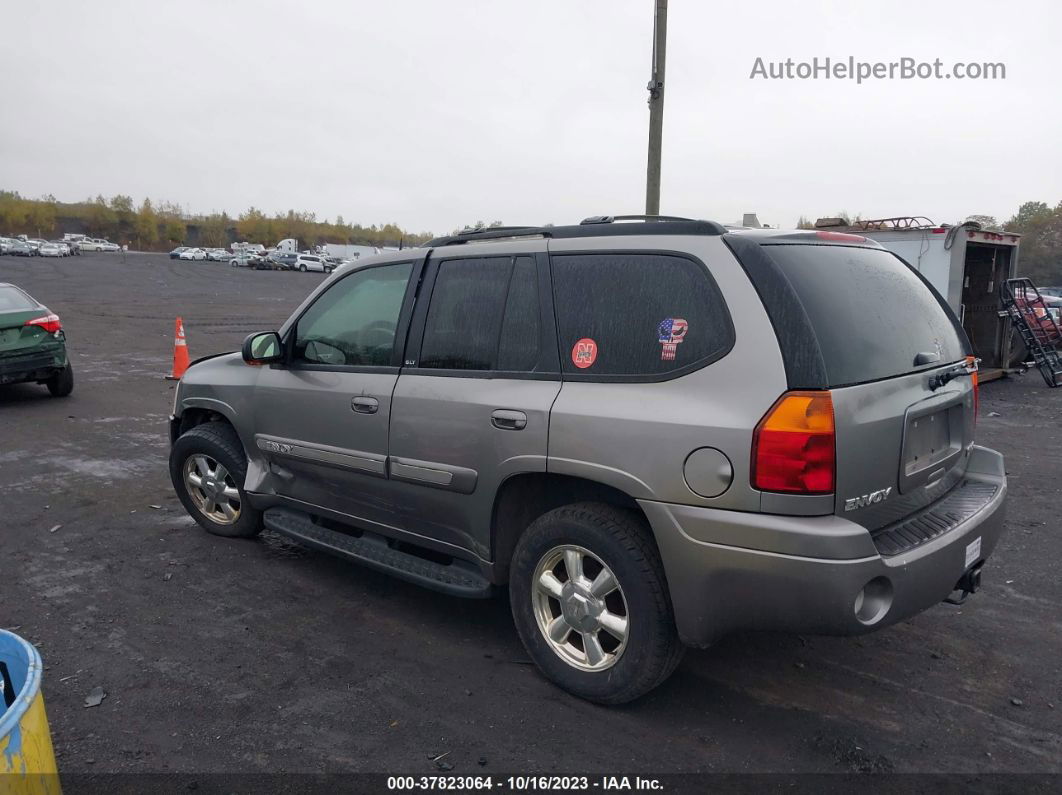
[819,217,1021,378]
[319,243,379,260]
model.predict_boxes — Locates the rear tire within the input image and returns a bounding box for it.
[509,502,684,704]
[170,421,262,538]
[46,364,74,397]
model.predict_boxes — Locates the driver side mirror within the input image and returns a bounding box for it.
[242,331,283,365]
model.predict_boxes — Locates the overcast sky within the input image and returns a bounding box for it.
[2,0,1059,233]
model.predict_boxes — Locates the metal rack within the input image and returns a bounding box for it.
[999,278,1062,388]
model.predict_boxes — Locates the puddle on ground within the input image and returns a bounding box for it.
[48,454,152,480]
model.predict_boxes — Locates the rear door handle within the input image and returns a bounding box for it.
[351,396,379,414]
[491,409,527,431]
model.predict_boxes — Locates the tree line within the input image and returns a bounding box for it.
[0,191,434,250]
[795,202,1062,286]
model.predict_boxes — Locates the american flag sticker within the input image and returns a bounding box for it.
[657,317,688,361]
[571,337,598,368]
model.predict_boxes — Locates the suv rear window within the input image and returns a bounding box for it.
[420,256,540,372]
[551,253,733,377]
[764,244,967,386]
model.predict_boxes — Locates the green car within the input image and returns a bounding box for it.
[0,283,74,396]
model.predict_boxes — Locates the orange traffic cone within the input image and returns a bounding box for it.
[166,316,191,380]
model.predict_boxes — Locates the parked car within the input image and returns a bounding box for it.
[50,241,73,256]
[0,238,13,255]
[229,252,264,269]
[37,243,62,258]
[77,238,119,252]
[267,252,298,271]
[7,240,34,257]
[0,282,74,396]
[169,217,1007,704]
[205,249,230,262]
[169,247,190,259]
[178,248,207,261]
[293,253,333,273]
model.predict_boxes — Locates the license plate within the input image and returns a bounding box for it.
[904,408,954,476]
[965,536,982,568]
[0,328,21,348]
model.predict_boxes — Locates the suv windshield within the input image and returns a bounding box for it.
[765,244,968,386]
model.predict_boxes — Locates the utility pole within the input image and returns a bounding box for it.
[645,0,668,216]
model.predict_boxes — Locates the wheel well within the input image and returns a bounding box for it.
[177,408,234,437]
[490,473,646,584]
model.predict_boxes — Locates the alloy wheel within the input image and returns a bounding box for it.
[531,544,629,671]
[182,454,241,525]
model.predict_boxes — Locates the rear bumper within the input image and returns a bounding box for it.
[0,345,67,386]
[641,445,1007,647]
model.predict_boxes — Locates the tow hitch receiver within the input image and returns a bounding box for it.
[944,564,983,605]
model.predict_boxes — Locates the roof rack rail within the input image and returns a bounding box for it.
[425,215,726,247]
[453,225,542,237]
[580,214,698,225]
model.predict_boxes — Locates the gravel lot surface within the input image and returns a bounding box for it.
[1,252,1059,784]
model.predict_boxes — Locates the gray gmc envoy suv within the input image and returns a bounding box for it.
[169,216,1007,703]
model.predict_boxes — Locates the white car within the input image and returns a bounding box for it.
[178,248,207,261]
[292,253,334,273]
[38,242,62,257]
[78,238,119,252]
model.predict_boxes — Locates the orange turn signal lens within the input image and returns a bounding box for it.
[752,391,836,494]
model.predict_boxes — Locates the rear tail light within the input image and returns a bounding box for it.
[966,355,979,422]
[25,313,62,333]
[752,391,835,494]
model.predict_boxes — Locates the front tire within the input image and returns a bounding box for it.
[169,421,262,538]
[299,264,307,272]
[46,364,74,397]
[509,502,684,704]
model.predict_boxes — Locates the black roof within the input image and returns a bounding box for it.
[424,215,727,247]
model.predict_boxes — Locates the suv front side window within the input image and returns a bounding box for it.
[291,262,412,367]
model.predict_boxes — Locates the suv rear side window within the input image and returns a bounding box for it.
[292,262,412,367]
[763,244,968,386]
[420,256,540,372]
[551,252,734,377]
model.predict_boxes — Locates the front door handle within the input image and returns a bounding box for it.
[351,396,379,414]
[491,409,527,431]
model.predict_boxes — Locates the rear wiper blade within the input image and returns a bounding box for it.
[929,359,978,390]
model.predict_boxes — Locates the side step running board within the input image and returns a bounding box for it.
[263,507,492,599]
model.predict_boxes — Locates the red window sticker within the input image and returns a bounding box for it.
[571,338,598,368]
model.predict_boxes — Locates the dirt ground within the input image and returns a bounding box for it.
[1,253,1060,784]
